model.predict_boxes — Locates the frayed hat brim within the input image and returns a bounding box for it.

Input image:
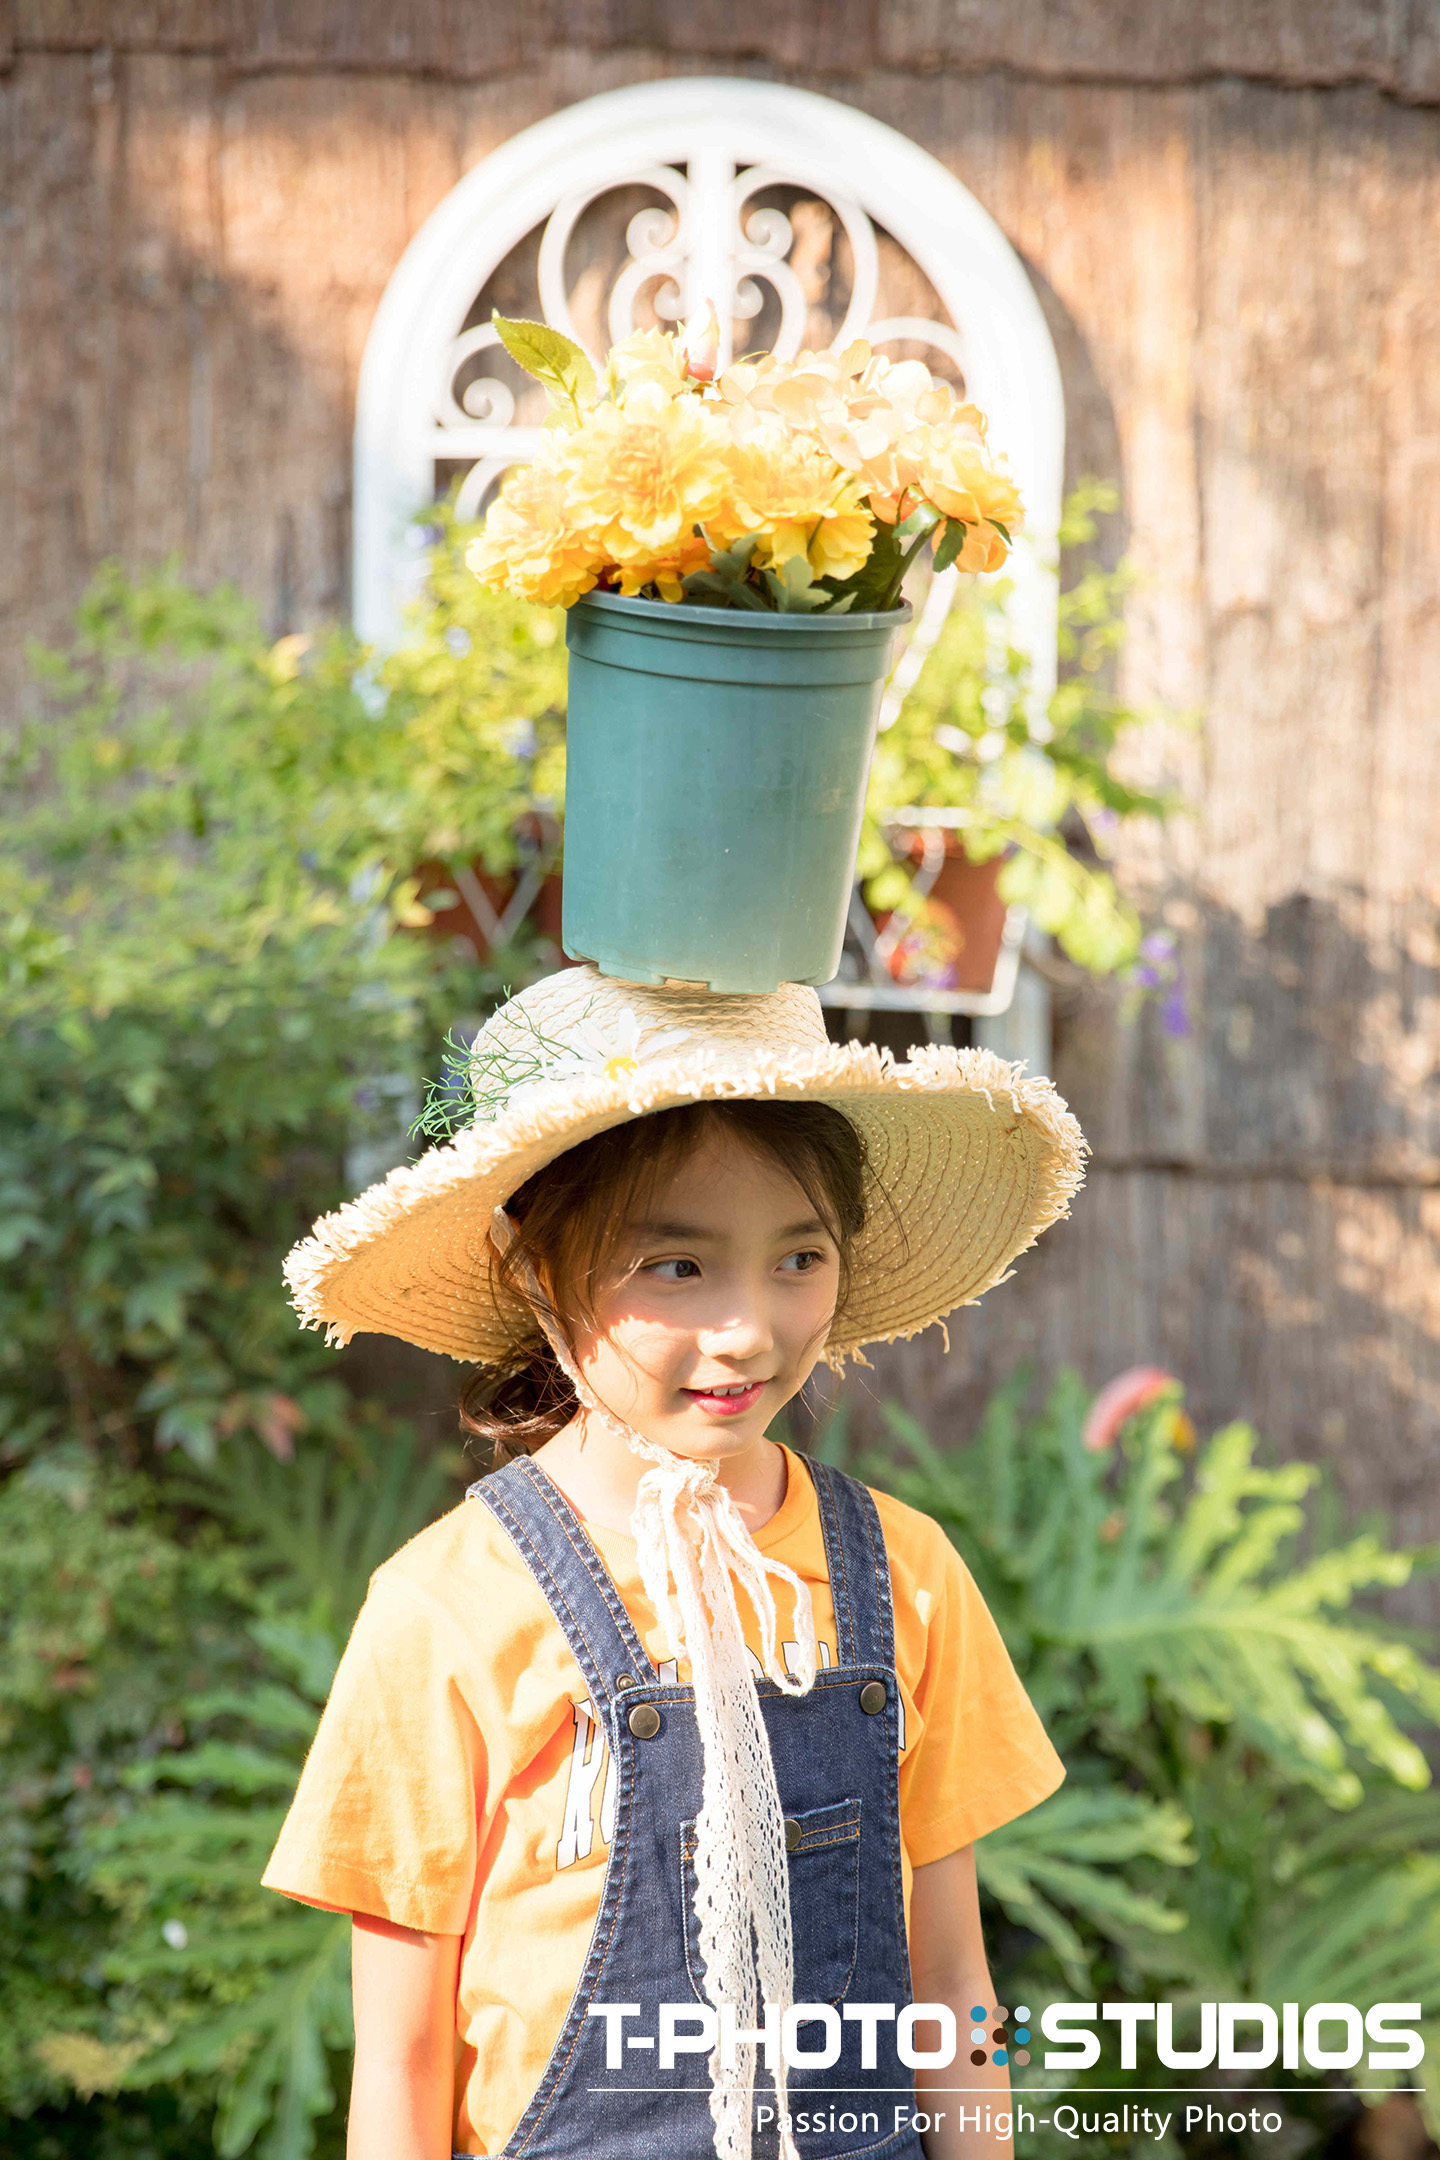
[284,992,1086,1365]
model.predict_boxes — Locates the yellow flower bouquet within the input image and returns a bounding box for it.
[467,309,1024,615]
[462,309,1027,993]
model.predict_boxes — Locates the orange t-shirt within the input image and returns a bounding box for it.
[263,1448,1063,2154]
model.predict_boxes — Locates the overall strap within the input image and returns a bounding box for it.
[805,1456,896,1674]
[468,1459,650,1719]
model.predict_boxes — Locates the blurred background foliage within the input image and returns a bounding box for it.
[862,481,1176,980]
[0,539,563,1478]
[1,515,1433,2159]
[851,1383,1440,2143]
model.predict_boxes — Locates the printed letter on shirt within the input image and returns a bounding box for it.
[557,1700,607,1870]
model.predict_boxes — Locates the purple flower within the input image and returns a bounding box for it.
[1161,987,1191,1038]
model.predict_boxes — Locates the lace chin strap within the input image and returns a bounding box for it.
[490,1208,817,2160]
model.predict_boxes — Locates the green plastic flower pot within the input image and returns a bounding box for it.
[561,593,911,994]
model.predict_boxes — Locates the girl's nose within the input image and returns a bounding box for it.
[696,1306,774,1361]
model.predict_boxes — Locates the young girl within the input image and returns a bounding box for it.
[266,965,1085,2160]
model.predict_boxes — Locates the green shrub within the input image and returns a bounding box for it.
[0,1422,456,2159]
[0,548,564,1474]
[853,1376,1440,2151]
[861,483,1178,976]
[0,1457,253,2135]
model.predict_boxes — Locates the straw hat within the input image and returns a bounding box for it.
[284,965,1087,1364]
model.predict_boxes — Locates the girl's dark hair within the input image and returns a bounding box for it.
[460,1098,868,1464]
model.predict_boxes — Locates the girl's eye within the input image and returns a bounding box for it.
[646,1257,702,1282]
[780,1249,828,1274]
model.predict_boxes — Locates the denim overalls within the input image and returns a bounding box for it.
[465,1452,926,2160]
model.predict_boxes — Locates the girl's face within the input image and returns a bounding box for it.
[570,1126,842,1461]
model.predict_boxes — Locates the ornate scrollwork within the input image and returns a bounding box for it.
[435,325,516,430]
[425,152,967,515]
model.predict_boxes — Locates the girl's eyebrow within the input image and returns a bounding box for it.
[629,1216,830,1243]
[628,1218,720,1242]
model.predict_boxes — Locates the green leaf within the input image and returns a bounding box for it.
[761,556,834,613]
[154,1401,222,1467]
[931,519,967,573]
[820,518,910,613]
[681,534,775,612]
[123,1739,298,1796]
[490,312,597,420]
[0,1211,46,1260]
[975,1789,1191,1989]
[872,1380,1440,1809]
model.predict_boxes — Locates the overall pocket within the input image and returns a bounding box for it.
[680,1797,862,2007]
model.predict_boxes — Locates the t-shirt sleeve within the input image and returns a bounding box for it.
[262,1574,483,1935]
[898,1528,1064,1867]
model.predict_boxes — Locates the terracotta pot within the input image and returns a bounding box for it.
[412,814,566,962]
[413,860,506,955]
[873,834,1011,996]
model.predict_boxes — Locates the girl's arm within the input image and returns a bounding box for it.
[909,1844,1013,2160]
[349,1913,463,2160]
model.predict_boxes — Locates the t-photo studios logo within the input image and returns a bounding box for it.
[588,1999,1425,2144]
[588,1999,1425,2077]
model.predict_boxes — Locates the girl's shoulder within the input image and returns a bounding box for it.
[354,1490,589,1752]
[774,1450,964,1611]
[860,1479,980,1626]
[364,1485,554,1641]
[861,1478,962,1575]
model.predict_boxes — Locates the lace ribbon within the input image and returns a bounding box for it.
[490,1209,817,2160]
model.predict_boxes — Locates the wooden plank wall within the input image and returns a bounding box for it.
[2,5,1437,1610]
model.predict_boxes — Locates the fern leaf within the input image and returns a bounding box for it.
[976,1787,1193,1989]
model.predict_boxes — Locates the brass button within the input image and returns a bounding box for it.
[614,1674,637,1692]
[627,1702,661,1740]
[784,1818,802,1853]
[859,1680,888,1716]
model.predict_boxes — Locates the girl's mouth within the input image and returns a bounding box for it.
[683,1380,768,1417]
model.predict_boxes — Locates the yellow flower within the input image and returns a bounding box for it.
[716,356,780,431]
[940,523,1011,573]
[806,484,875,580]
[466,442,600,608]
[718,426,875,580]
[721,342,979,529]
[912,425,1025,567]
[566,389,733,600]
[606,327,692,403]
[834,438,919,527]
[720,342,868,444]
[813,364,967,521]
[469,328,1022,608]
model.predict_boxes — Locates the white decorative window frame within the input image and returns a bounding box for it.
[352,79,1064,1060]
